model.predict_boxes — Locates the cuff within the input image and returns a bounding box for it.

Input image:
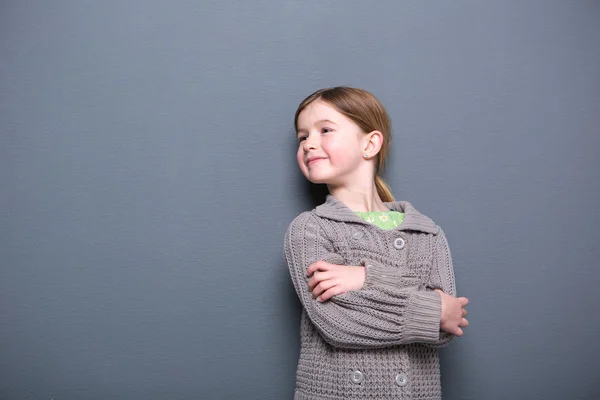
[403,290,442,343]
[362,259,403,289]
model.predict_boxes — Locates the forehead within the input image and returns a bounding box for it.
[297,100,352,128]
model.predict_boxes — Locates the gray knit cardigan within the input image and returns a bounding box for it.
[284,195,457,400]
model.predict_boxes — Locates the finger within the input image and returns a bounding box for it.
[462,308,468,318]
[459,297,469,306]
[460,318,469,327]
[319,286,344,302]
[308,272,320,290]
[306,263,320,276]
[307,261,330,276]
[308,272,318,290]
[454,327,464,337]
[308,271,332,290]
[312,280,337,298]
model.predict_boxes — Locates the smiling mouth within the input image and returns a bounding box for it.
[307,158,326,166]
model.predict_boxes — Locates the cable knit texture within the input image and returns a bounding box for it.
[284,195,457,400]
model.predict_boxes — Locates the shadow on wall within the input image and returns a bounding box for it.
[304,180,329,207]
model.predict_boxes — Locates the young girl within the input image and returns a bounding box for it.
[284,87,469,400]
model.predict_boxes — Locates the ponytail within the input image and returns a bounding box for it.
[375,175,395,203]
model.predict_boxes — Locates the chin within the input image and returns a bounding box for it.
[304,173,330,185]
[308,173,339,185]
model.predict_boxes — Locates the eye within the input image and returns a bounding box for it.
[297,135,307,143]
[321,127,333,134]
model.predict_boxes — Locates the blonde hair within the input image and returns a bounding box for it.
[294,86,395,202]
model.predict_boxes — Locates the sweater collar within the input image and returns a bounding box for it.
[314,194,439,234]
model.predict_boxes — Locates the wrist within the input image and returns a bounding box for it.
[361,259,403,289]
[436,290,446,325]
[354,265,367,290]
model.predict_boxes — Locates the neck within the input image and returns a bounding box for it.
[327,184,389,212]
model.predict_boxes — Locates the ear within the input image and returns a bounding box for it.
[362,130,383,157]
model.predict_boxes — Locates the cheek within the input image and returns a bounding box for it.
[296,148,307,171]
[325,138,358,167]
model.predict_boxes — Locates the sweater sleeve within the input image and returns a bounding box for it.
[423,228,457,348]
[284,212,443,349]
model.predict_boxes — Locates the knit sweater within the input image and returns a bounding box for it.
[284,195,457,400]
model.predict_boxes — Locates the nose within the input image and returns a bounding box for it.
[303,137,318,152]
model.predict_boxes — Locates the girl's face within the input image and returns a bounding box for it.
[296,100,365,186]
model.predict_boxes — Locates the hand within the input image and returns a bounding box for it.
[306,261,366,302]
[435,289,469,336]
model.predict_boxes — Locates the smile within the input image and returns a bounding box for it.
[307,157,327,166]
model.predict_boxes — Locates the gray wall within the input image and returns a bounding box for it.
[1,1,599,399]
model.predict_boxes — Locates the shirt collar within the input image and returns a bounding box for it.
[314,194,439,234]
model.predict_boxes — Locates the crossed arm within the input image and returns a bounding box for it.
[284,212,469,349]
[307,261,468,336]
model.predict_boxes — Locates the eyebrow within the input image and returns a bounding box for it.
[297,119,338,134]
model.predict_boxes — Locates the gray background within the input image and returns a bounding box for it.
[1,1,599,399]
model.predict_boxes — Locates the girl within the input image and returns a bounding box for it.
[284,87,469,400]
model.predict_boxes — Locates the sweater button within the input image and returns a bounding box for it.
[352,230,364,240]
[393,237,406,250]
[350,370,364,384]
[395,373,408,387]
